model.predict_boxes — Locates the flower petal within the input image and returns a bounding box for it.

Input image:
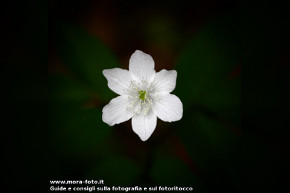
[102,95,134,126]
[129,50,156,83]
[153,94,183,122]
[151,69,177,94]
[103,68,132,95]
[132,112,157,141]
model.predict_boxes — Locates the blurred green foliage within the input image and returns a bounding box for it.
[174,15,241,192]
[49,75,92,105]
[175,16,240,122]
[49,22,119,178]
[150,153,208,192]
[54,21,119,101]
[86,155,142,186]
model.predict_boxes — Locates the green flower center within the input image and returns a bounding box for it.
[138,90,147,101]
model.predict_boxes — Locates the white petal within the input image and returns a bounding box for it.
[103,68,132,95]
[102,96,134,126]
[129,50,156,83]
[151,69,177,94]
[153,94,183,122]
[132,112,157,141]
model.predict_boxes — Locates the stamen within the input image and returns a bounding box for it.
[126,79,154,115]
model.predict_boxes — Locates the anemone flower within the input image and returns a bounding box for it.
[102,50,183,141]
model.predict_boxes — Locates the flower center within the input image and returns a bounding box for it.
[126,80,155,115]
[138,90,147,101]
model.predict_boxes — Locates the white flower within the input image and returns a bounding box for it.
[102,50,183,141]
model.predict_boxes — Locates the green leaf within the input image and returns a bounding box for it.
[174,16,241,192]
[86,155,141,186]
[48,74,112,157]
[49,74,91,106]
[53,20,119,101]
[201,77,241,125]
[150,154,208,192]
[177,111,241,192]
[175,15,240,126]
[49,106,112,157]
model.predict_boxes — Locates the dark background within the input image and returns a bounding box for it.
[2,0,289,193]
[48,0,240,192]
